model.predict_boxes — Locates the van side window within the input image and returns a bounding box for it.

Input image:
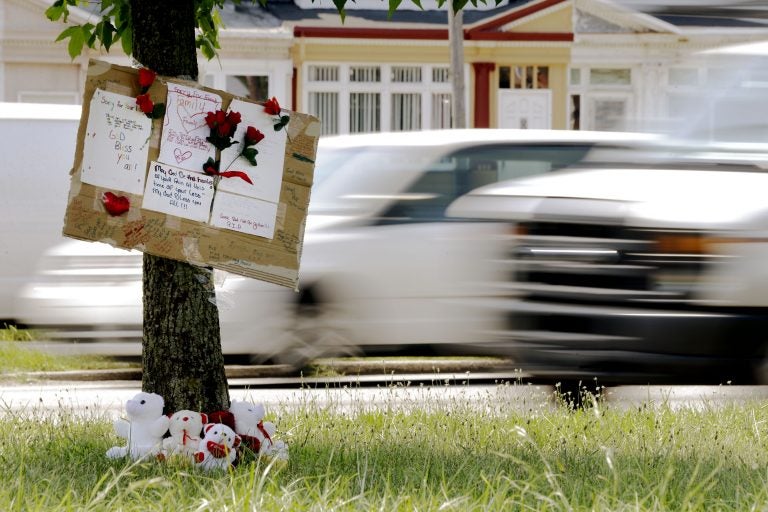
[376,144,593,225]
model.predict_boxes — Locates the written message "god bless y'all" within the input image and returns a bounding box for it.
[141,162,215,223]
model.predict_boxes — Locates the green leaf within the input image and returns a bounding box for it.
[67,27,85,59]
[452,0,469,11]
[120,25,132,56]
[152,103,166,119]
[388,0,402,18]
[55,26,79,43]
[332,0,346,22]
[100,18,115,51]
[45,2,66,22]
[410,0,423,9]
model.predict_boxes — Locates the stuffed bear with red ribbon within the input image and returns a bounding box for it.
[194,423,241,471]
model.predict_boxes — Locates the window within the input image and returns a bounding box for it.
[350,92,380,133]
[309,92,339,135]
[378,144,594,224]
[669,68,698,87]
[308,65,339,82]
[498,65,550,89]
[304,63,453,133]
[350,66,381,82]
[592,98,627,131]
[431,93,452,129]
[392,66,422,83]
[392,93,421,131]
[589,68,631,86]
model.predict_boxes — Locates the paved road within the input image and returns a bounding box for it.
[4,373,768,418]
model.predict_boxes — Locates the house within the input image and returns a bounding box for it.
[2,0,767,136]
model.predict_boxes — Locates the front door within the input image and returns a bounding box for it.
[498,90,551,129]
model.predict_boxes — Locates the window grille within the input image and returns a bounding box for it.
[308,65,339,82]
[392,67,422,83]
[308,92,339,135]
[431,93,452,129]
[391,93,421,131]
[350,92,380,133]
[350,66,381,82]
[432,68,450,83]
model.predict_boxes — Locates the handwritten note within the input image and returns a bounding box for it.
[218,99,286,204]
[141,161,215,222]
[210,191,278,239]
[158,83,221,172]
[80,89,152,194]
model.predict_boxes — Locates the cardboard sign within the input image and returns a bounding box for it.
[63,60,319,290]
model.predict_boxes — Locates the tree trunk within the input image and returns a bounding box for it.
[132,0,230,413]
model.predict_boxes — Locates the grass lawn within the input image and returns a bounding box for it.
[2,384,768,511]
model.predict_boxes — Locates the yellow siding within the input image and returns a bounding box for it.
[506,4,573,33]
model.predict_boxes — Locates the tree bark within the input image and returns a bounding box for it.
[132,0,230,413]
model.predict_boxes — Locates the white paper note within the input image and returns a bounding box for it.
[158,83,221,172]
[80,89,152,194]
[141,161,215,222]
[210,191,278,239]
[218,99,286,204]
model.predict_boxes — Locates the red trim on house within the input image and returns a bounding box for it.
[293,27,448,39]
[467,0,568,34]
[473,62,495,128]
[466,32,573,41]
[291,67,297,111]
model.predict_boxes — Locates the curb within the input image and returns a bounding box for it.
[5,358,516,382]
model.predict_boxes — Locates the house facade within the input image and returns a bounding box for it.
[2,0,767,137]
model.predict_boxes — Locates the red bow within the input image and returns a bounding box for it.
[206,440,230,459]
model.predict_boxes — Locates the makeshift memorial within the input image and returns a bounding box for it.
[194,423,241,471]
[106,392,170,461]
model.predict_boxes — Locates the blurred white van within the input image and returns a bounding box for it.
[0,103,81,323]
[11,126,661,362]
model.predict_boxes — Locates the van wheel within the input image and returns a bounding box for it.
[272,286,360,368]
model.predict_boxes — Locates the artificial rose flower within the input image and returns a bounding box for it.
[136,93,154,114]
[138,68,156,89]
[227,111,242,125]
[244,126,265,146]
[263,97,281,116]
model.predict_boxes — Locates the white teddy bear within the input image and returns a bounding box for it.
[162,410,207,460]
[229,399,289,462]
[194,423,241,471]
[106,392,170,461]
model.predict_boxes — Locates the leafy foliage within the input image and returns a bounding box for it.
[45,0,501,60]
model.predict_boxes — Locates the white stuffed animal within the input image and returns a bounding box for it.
[194,423,241,471]
[162,410,207,459]
[229,399,289,462]
[106,392,169,461]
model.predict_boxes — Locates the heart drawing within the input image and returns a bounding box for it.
[174,148,192,163]
[177,104,208,134]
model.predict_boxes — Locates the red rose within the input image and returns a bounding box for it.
[263,97,281,116]
[227,111,242,125]
[135,93,154,114]
[244,126,264,146]
[138,68,156,89]
[217,120,234,138]
[205,111,217,129]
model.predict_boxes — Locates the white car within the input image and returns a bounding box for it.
[16,128,659,363]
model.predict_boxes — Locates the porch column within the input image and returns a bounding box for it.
[472,62,495,128]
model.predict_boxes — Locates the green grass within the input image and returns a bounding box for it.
[0,340,136,375]
[2,386,768,511]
